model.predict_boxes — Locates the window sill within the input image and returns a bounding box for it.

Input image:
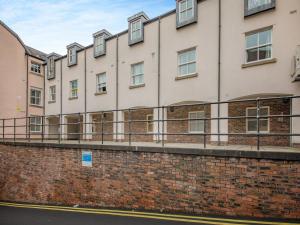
[69,97,78,101]
[68,63,77,67]
[188,131,205,134]
[95,91,107,96]
[242,58,277,69]
[129,83,145,89]
[48,101,56,104]
[30,104,43,109]
[176,19,197,30]
[175,73,198,81]
[30,71,43,76]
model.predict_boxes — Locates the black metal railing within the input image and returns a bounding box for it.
[0,95,300,150]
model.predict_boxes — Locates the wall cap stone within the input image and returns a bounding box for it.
[1,142,300,161]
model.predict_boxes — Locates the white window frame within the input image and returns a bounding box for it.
[96,73,107,94]
[245,28,272,64]
[130,19,142,41]
[31,62,41,74]
[49,85,56,102]
[178,48,197,77]
[68,48,76,65]
[30,88,42,106]
[178,0,194,24]
[131,62,144,86]
[248,0,272,10]
[94,35,105,55]
[188,111,205,134]
[70,80,78,98]
[246,106,270,133]
[146,114,154,133]
[30,116,42,133]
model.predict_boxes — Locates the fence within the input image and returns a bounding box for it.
[1,95,300,150]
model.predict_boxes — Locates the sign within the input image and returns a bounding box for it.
[82,151,92,167]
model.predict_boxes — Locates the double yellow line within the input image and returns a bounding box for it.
[0,202,297,225]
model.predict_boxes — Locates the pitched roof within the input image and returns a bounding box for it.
[0,20,47,61]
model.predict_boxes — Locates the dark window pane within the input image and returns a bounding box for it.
[247,48,258,62]
[259,45,272,60]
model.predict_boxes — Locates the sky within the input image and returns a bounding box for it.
[0,0,174,55]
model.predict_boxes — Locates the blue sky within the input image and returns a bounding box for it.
[0,0,174,55]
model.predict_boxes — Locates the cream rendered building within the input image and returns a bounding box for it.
[39,0,299,146]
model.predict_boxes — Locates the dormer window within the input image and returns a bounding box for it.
[46,53,60,80]
[93,29,111,58]
[68,48,75,65]
[176,0,198,29]
[131,19,142,41]
[245,0,276,17]
[67,43,83,67]
[128,12,149,46]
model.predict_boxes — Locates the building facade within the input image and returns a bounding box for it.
[37,0,300,146]
[0,20,47,138]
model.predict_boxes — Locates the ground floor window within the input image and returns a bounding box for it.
[146,114,154,133]
[188,111,205,133]
[30,116,42,133]
[246,106,269,132]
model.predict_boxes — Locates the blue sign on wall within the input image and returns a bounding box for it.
[82,151,92,167]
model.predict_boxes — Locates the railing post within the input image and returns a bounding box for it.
[78,113,81,144]
[162,106,165,147]
[101,112,104,145]
[42,116,44,143]
[28,117,31,143]
[256,98,260,151]
[204,110,207,149]
[128,109,132,146]
[14,118,16,143]
[59,114,62,144]
[2,119,4,142]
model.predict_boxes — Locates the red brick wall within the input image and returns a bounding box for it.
[167,105,211,144]
[229,99,290,146]
[123,109,154,142]
[0,144,299,219]
[91,113,114,142]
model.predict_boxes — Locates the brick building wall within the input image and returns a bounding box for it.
[229,99,290,146]
[167,104,211,144]
[91,113,114,142]
[0,143,299,219]
[123,109,154,142]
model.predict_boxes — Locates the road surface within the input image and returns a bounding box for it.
[0,202,299,225]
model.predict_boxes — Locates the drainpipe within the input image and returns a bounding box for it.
[116,35,119,141]
[60,59,63,142]
[84,49,87,141]
[26,54,29,138]
[217,0,222,145]
[158,17,161,142]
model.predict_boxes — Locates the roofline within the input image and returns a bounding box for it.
[0,20,30,54]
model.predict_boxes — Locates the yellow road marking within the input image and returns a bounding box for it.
[0,202,298,225]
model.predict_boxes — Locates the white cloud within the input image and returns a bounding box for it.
[0,0,173,55]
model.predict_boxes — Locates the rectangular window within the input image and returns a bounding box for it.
[189,111,205,133]
[246,28,272,63]
[146,114,154,133]
[248,0,272,10]
[49,86,56,102]
[179,0,194,23]
[131,19,142,41]
[30,116,42,133]
[246,107,269,133]
[131,62,144,86]
[95,35,105,56]
[31,62,41,74]
[68,48,76,65]
[178,48,196,77]
[70,80,78,98]
[30,88,42,106]
[96,73,107,94]
[48,57,55,79]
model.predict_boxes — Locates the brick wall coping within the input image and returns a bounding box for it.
[1,142,300,161]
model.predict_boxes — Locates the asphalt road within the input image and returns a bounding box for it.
[0,202,299,225]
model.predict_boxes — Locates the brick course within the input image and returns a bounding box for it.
[228,99,290,146]
[0,144,299,219]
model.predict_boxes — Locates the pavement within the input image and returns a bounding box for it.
[0,202,299,225]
